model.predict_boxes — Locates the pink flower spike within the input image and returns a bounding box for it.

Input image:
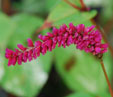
[17,54,23,65]
[95,37,101,42]
[77,24,85,33]
[6,48,13,53]
[101,44,108,48]
[32,49,37,59]
[95,47,101,53]
[69,23,76,33]
[101,49,108,53]
[38,34,43,40]
[28,50,33,61]
[69,23,74,29]
[35,41,42,47]
[87,25,95,32]
[52,27,58,36]
[23,52,28,62]
[5,48,13,59]
[42,36,50,41]
[5,23,108,66]
[12,57,17,65]
[47,32,54,38]
[17,44,26,51]
[27,38,34,47]
[53,37,57,43]
[35,47,41,57]
[8,58,13,66]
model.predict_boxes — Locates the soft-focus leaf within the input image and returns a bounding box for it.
[0,54,5,82]
[46,0,61,12]
[0,12,15,49]
[8,13,43,47]
[47,1,97,26]
[84,0,113,25]
[98,92,111,97]
[54,10,97,26]
[1,51,53,97]
[22,0,46,13]
[101,0,113,24]
[54,44,112,95]
[47,1,78,22]
[13,0,62,14]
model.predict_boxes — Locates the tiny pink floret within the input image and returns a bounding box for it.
[5,23,108,66]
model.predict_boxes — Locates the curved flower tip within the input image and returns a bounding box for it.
[5,23,108,66]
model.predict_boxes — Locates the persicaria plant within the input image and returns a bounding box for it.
[4,0,113,97]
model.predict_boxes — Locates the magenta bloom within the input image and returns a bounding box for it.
[5,23,108,66]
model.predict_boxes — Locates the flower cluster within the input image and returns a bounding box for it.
[5,23,108,66]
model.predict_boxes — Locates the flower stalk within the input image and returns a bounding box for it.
[100,59,113,97]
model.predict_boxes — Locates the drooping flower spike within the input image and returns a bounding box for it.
[5,23,108,66]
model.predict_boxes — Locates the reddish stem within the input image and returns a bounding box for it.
[80,0,85,8]
[2,0,11,15]
[63,0,82,11]
[80,0,90,11]
[34,21,52,36]
[64,0,88,11]
[100,59,113,97]
[103,18,113,34]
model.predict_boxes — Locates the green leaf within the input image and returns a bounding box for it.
[0,54,5,82]
[0,12,16,49]
[54,45,112,95]
[66,92,95,97]
[101,0,113,24]
[47,1,78,22]
[1,51,53,97]
[21,0,46,13]
[8,13,44,47]
[13,0,60,14]
[45,0,61,12]
[47,1,97,27]
[54,10,97,27]
[98,92,111,97]
[69,91,111,97]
